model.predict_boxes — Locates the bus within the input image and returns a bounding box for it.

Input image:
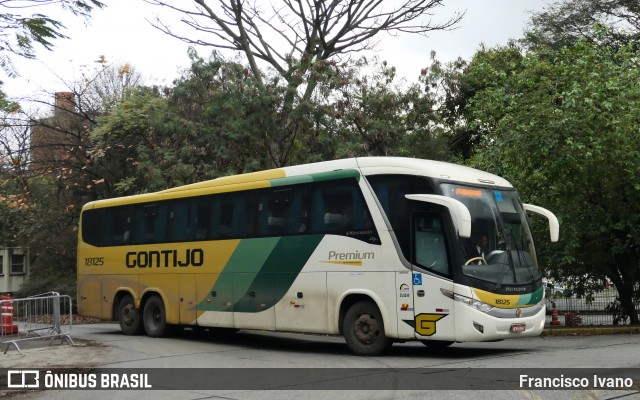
[77,157,559,356]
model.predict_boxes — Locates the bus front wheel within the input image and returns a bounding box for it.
[143,295,167,337]
[118,294,142,335]
[343,301,391,356]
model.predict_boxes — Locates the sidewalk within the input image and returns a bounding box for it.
[542,325,640,336]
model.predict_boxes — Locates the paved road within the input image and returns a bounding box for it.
[2,323,640,399]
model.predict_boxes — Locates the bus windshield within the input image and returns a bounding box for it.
[441,183,541,286]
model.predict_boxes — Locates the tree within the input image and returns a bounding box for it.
[0,0,105,76]
[79,57,145,114]
[465,41,640,323]
[147,0,462,166]
[424,42,525,159]
[331,57,449,160]
[0,116,30,247]
[0,60,144,295]
[523,0,640,51]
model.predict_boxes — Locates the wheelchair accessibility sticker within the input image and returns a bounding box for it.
[413,273,422,286]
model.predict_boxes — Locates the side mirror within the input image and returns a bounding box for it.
[405,194,471,238]
[523,204,559,242]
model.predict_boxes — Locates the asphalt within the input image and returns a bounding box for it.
[1,323,638,370]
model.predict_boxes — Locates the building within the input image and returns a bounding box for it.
[30,91,90,172]
[0,247,29,294]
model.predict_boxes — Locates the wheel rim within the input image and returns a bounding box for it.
[148,304,162,329]
[353,313,379,345]
[122,304,136,327]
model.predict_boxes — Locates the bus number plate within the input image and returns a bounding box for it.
[510,323,526,333]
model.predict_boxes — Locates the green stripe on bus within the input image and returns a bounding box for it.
[224,237,281,273]
[198,235,324,312]
[233,235,324,312]
[516,286,544,306]
[269,169,360,187]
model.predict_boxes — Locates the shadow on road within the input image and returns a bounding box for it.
[88,326,528,358]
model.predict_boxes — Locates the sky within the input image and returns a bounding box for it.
[3,0,550,112]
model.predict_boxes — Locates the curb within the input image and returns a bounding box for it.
[542,326,640,336]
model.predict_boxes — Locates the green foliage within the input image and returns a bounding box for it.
[423,41,526,159]
[329,58,449,161]
[90,50,451,197]
[464,41,640,323]
[523,0,640,51]
[15,178,80,295]
[0,0,105,76]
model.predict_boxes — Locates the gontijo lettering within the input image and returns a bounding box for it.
[125,249,204,268]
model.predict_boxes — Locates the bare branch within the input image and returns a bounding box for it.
[147,0,463,80]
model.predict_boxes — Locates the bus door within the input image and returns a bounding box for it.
[410,211,456,342]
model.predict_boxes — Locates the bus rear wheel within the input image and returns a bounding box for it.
[143,295,167,337]
[343,301,391,356]
[118,294,142,335]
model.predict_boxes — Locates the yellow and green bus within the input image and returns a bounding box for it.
[77,157,559,355]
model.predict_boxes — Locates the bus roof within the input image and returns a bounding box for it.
[284,157,513,188]
[82,157,512,210]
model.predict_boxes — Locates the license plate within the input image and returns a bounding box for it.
[510,323,526,333]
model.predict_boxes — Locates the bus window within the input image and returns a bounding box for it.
[133,203,168,244]
[82,209,106,246]
[257,186,309,236]
[215,192,259,238]
[258,189,287,236]
[230,193,258,237]
[219,196,235,238]
[309,179,375,237]
[413,212,450,277]
[287,186,309,234]
[168,200,195,241]
[208,198,223,239]
[194,198,211,240]
[109,206,133,245]
[368,175,435,260]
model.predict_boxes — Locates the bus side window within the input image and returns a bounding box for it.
[132,204,168,244]
[108,206,132,245]
[194,199,211,240]
[287,186,309,234]
[82,209,106,246]
[169,200,195,242]
[310,179,373,234]
[230,195,249,237]
[208,197,223,239]
[256,186,309,237]
[414,213,450,277]
[219,196,235,238]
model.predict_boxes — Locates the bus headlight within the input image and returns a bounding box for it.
[441,289,494,313]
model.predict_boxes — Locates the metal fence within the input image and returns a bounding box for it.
[0,292,74,355]
[544,287,640,327]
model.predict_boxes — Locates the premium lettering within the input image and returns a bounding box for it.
[328,250,375,261]
[126,249,204,268]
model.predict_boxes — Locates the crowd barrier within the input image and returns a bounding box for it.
[0,292,74,355]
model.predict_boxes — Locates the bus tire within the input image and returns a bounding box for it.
[118,294,142,335]
[343,300,390,356]
[143,295,167,337]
